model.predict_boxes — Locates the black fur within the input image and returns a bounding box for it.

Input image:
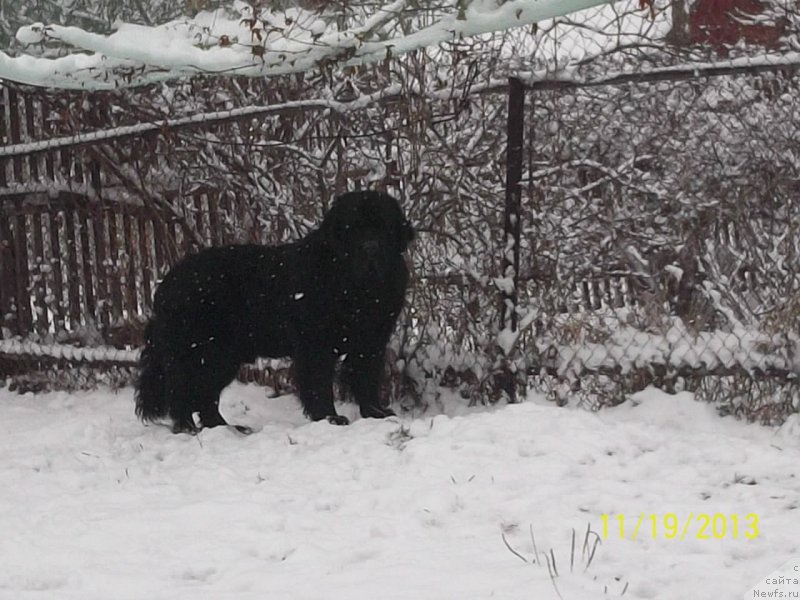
[135,190,414,433]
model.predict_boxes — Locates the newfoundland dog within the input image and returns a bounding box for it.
[135,190,414,434]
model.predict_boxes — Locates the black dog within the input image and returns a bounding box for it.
[135,190,414,433]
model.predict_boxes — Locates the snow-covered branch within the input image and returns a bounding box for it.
[0,0,617,90]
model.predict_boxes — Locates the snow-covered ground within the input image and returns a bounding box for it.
[0,383,798,599]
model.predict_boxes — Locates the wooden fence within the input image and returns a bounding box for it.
[0,84,264,346]
[0,188,257,346]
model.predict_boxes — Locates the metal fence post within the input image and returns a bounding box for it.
[501,77,524,331]
[498,77,525,402]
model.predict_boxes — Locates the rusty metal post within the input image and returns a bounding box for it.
[501,77,524,332]
[497,77,525,402]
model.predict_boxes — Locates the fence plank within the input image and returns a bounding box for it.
[237,196,251,243]
[31,212,49,335]
[58,103,72,183]
[194,192,206,245]
[152,215,168,282]
[0,88,8,187]
[106,210,123,324]
[13,203,32,332]
[92,205,109,328]
[0,213,16,333]
[173,214,185,256]
[47,210,65,333]
[138,216,152,313]
[41,98,56,181]
[7,88,23,183]
[123,213,138,319]
[23,94,39,181]
[208,193,222,246]
[63,206,82,328]
[79,203,97,324]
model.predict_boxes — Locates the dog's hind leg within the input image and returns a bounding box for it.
[163,359,200,434]
[197,400,227,429]
[196,374,227,429]
[195,353,254,433]
[199,397,254,433]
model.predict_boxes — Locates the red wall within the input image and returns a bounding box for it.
[690,0,785,52]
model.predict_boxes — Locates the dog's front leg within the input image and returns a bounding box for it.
[294,352,349,425]
[341,352,396,419]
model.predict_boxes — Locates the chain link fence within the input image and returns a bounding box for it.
[501,0,800,420]
[517,64,800,418]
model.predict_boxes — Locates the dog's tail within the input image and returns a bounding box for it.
[135,320,168,423]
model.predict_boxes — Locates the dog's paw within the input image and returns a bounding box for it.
[326,415,350,426]
[172,421,200,435]
[360,405,396,419]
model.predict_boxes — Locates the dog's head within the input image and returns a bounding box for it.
[323,190,414,282]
